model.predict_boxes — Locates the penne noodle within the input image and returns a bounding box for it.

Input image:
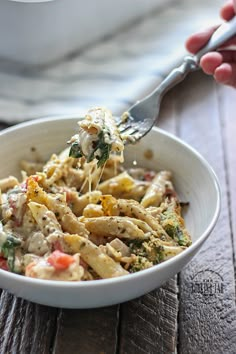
[141,171,174,208]
[83,216,149,240]
[64,234,128,278]
[98,171,135,197]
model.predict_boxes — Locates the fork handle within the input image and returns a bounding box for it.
[155,16,236,96]
[194,16,236,63]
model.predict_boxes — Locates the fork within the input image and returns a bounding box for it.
[117,16,236,142]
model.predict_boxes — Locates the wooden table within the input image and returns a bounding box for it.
[0,71,236,354]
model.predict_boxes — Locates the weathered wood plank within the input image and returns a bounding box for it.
[119,278,178,354]
[0,290,58,354]
[217,84,236,268]
[175,72,236,354]
[53,306,120,354]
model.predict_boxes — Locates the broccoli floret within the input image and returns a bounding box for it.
[160,200,192,247]
[128,236,165,270]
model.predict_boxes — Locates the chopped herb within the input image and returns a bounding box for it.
[94,131,112,167]
[164,223,185,246]
[129,256,153,273]
[160,200,192,247]
[0,235,21,272]
[69,130,111,167]
[128,237,164,265]
[69,142,83,158]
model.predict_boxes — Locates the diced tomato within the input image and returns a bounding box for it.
[164,188,177,199]
[144,171,155,182]
[0,257,8,271]
[47,250,75,270]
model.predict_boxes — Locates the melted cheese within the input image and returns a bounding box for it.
[69,107,124,165]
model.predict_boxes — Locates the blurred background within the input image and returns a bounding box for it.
[0,0,223,123]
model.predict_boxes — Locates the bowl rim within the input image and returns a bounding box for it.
[0,115,221,288]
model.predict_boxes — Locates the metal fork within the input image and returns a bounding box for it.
[117,16,236,143]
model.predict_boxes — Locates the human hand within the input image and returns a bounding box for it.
[186,0,236,87]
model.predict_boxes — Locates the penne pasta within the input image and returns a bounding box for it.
[0,176,19,192]
[64,234,128,278]
[141,171,174,208]
[98,171,135,197]
[83,216,150,240]
[28,201,62,235]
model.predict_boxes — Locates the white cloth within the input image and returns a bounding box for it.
[0,0,223,123]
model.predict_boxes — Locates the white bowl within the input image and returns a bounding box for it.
[0,0,166,66]
[0,116,220,308]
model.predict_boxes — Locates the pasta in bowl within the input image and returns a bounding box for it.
[0,116,220,308]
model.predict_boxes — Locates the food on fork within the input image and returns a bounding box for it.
[68,107,124,167]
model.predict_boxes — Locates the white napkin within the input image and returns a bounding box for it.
[0,0,223,123]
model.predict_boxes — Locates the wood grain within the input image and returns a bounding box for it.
[0,290,58,354]
[119,278,178,354]
[175,72,236,354]
[53,306,120,354]
[217,85,236,267]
